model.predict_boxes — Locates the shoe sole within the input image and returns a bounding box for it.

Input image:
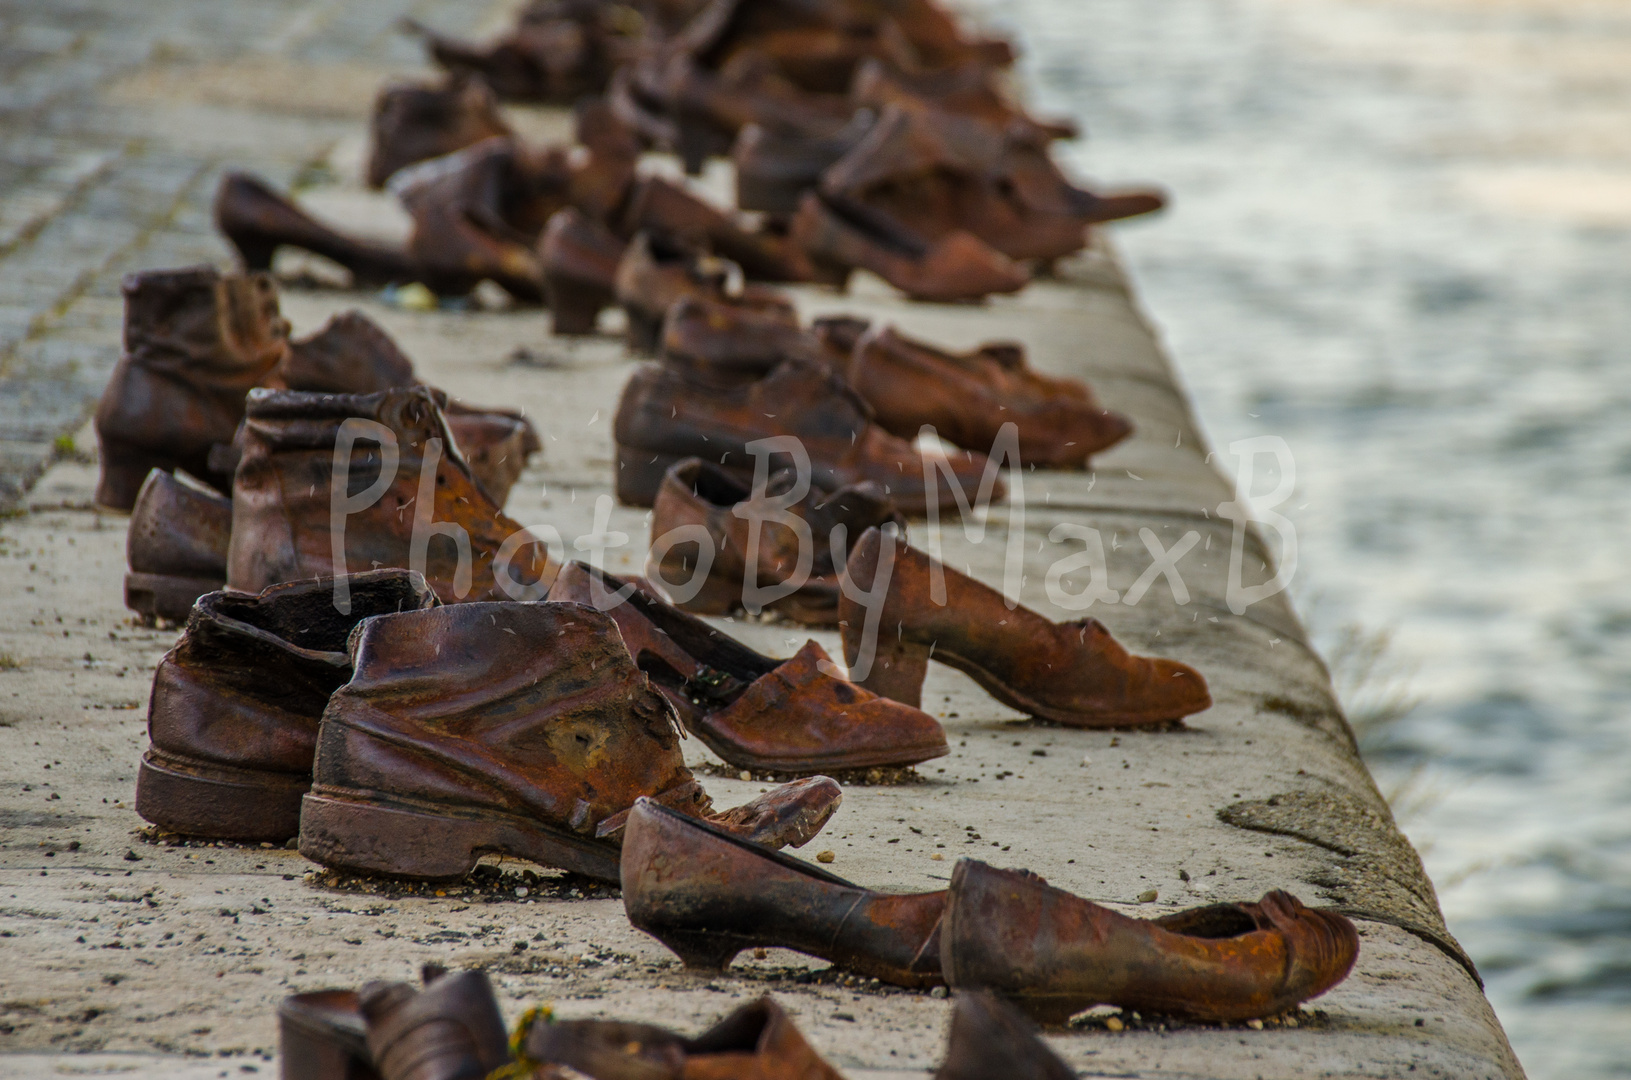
[135,749,309,842]
[687,722,949,774]
[298,789,621,884]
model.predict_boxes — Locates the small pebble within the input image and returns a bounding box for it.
[929,986,948,999]
[1246,1018,1264,1030]
[514,887,529,898]
[816,851,835,863]
[1104,1016,1125,1032]
[1080,755,1092,767]
[1137,889,1158,903]
[739,770,752,781]
[1283,1016,1298,1028]
[929,853,944,861]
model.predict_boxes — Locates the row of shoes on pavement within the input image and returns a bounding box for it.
[214,0,1165,309]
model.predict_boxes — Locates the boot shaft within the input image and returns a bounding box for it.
[121,264,289,381]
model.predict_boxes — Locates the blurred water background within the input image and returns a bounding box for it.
[971,0,1631,1074]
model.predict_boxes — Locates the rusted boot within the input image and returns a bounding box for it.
[840,527,1212,726]
[731,113,873,214]
[279,989,379,1080]
[299,601,842,883]
[134,570,438,842]
[405,2,634,104]
[359,970,509,1080]
[124,469,232,625]
[941,860,1360,1024]
[94,265,289,510]
[933,991,1075,1080]
[366,76,513,189]
[214,172,421,288]
[538,208,626,335]
[613,351,1000,512]
[657,294,811,377]
[548,562,947,772]
[621,798,946,985]
[649,456,902,625]
[620,174,818,283]
[613,232,794,353]
[225,387,555,603]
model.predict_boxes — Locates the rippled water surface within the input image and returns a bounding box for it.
[969,0,1631,1073]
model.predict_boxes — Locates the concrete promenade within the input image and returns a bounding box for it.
[0,2,1525,1077]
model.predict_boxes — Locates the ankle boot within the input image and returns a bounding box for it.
[941,860,1360,1024]
[621,798,946,986]
[366,76,513,189]
[839,527,1212,726]
[225,387,555,603]
[548,562,947,772]
[124,468,231,624]
[539,208,625,335]
[933,991,1074,1080]
[299,601,842,882]
[613,232,794,353]
[135,570,438,842]
[214,172,420,288]
[359,970,509,1080]
[94,265,289,510]
[649,456,902,626]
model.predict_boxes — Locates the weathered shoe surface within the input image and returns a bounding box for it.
[225,386,555,603]
[731,113,873,215]
[613,353,999,513]
[299,601,840,883]
[279,989,380,1080]
[612,231,794,353]
[621,798,946,987]
[124,468,232,624]
[649,456,902,625]
[539,207,626,335]
[408,4,632,105]
[94,264,289,510]
[932,990,1075,1080]
[656,294,809,378]
[214,172,421,289]
[619,174,817,283]
[359,970,509,1080]
[366,76,513,189]
[135,570,437,842]
[941,860,1361,1024]
[840,527,1212,726]
[548,561,946,771]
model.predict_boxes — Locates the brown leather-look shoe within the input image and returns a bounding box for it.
[359,969,509,1080]
[124,468,231,625]
[405,3,632,105]
[215,172,421,289]
[842,324,1133,467]
[225,387,555,603]
[134,570,438,843]
[94,265,289,510]
[539,208,626,335]
[934,990,1075,1080]
[621,798,946,986]
[649,457,903,626]
[619,175,818,284]
[613,354,1000,512]
[366,76,513,189]
[657,294,809,378]
[840,527,1211,726]
[548,561,948,772]
[941,860,1360,1024]
[299,601,841,883]
[731,114,873,215]
[279,989,380,1080]
[613,232,794,353]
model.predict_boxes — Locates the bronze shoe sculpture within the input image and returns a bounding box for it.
[226,387,556,603]
[934,990,1076,1080]
[360,969,510,1080]
[404,1,635,105]
[215,172,421,290]
[366,75,513,189]
[621,797,946,986]
[539,207,626,335]
[135,570,438,842]
[619,174,819,284]
[279,988,379,1080]
[94,264,289,510]
[657,293,813,377]
[548,561,948,772]
[299,601,842,883]
[941,859,1360,1024]
[124,468,231,625]
[613,231,795,352]
[839,527,1212,726]
[649,456,903,625]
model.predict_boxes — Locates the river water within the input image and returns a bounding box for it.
[967,0,1631,1074]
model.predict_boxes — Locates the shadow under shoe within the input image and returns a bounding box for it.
[933,990,1075,1080]
[840,526,1212,726]
[941,860,1361,1024]
[621,798,946,987]
[548,561,948,772]
[124,468,231,625]
[135,570,438,842]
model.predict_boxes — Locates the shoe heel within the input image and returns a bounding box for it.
[625,307,664,353]
[221,227,279,272]
[853,635,930,709]
[615,445,686,508]
[298,792,488,881]
[644,928,744,971]
[546,275,612,335]
[95,451,171,513]
[135,751,308,842]
[124,571,224,625]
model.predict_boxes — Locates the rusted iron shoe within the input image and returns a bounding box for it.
[731,114,874,215]
[404,1,635,104]
[658,293,812,377]
[613,352,999,512]
[621,798,947,986]
[279,989,379,1080]
[941,860,1361,1024]
[839,527,1212,726]
[649,457,903,626]
[360,969,510,1080]
[838,322,1134,467]
[298,601,842,883]
[851,59,1078,145]
[134,570,438,843]
[214,172,421,289]
[514,995,843,1080]
[619,174,820,283]
[366,76,513,189]
[124,469,231,625]
[934,990,1076,1080]
[539,208,626,335]
[94,265,289,510]
[613,232,795,353]
[548,561,947,772]
[225,387,556,603]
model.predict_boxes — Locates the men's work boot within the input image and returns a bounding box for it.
[360,970,509,1080]
[299,601,842,883]
[840,527,1212,726]
[135,570,438,842]
[225,387,555,603]
[94,265,289,510]
[539,207,625,335]
[548,562,948,772]
[933,991,1076,1080]
[613,232,793,353]
[941,860,1360,1024]
[366,76,513,189]
[621,798,946,986]
[124,468,231,625]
